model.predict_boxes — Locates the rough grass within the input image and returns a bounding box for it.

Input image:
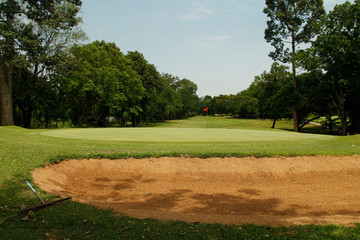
[1,117,360,239]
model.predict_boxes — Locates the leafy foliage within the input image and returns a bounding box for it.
[264,0,325,132]
[0,0,83,126]
[62,41,143,126]
[311,0,360,134]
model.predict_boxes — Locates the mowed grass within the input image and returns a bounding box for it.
[42,127,333,142]
[150,115,295,130]
[1,116,360,239]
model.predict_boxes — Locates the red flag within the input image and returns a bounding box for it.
[203,107,208,112]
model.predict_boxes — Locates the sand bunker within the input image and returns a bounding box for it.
[33,156,360,226]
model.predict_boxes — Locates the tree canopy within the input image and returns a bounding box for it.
[0,0,82,126]
[264,0,325,131]
[1,0,359,135]
[310,0,360,134]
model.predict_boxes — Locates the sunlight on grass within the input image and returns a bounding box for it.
[42,127,334,142]
[1,117,360,240]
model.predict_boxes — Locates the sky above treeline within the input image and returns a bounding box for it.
[80,0,354,97]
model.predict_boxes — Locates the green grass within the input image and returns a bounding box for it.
[42,127,334,142]
[149,116,295,130]
[1,117,360,239]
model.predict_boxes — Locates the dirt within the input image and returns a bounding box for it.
[32,155,360,226]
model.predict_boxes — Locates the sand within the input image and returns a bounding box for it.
[32,155,360,226]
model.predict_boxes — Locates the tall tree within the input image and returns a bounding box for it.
[160,73,183,120]
[264,0,325,132]
[253,62,293,128]
[228,90,258,118]
[212,95,231,115]
[312,0,360,135]
[126,51,163,125]
[0,0,82,126]
[175,78,199,118]
[12,2,84,127]
[199,95,213,115]
[63,41,143,126]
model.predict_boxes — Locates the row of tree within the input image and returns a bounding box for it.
[259,0,360,135]
[13,40,200,127]
[1,0,200,127]
[1,0,83,126]
[200,63,323,130]
[200,0,360,135]
[1,0,359,135]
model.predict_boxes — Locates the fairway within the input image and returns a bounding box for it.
[41,127,334,142]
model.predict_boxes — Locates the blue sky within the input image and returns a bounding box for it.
[80,0,352,97]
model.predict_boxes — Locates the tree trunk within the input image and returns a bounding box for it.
[339,90,347,136]
[291,31,299,132]
[0,57,14,126]
[23,104,33,128]
[271,119,277,129]
[131,113,136,127]
[340,115,347,136]
[327,115,334,132]
[0,3,16,126]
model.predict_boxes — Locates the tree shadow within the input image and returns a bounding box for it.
[114,186,360,225]
[118,189,192,210]
[187,192,294,215]
[238,189,262,196]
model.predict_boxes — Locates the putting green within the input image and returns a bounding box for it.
[41,128,334,142]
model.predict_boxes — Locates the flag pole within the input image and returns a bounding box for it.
[203,107,209,128]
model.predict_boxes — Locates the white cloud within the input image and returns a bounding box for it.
[194,34,232,48]
[177,5,215,21]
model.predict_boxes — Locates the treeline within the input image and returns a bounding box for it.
[202,60,359,136]
[259,0,360,135]
[1,0,359,135]
[201,0,360,137]
[199,0,359,135]
[1,0,201,128]
[200,63,326,130]
[202,0,360,135]
[13,41,200,127]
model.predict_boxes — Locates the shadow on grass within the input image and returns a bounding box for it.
[277,126,336,135]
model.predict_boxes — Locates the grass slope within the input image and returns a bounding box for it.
[1,117,360,239]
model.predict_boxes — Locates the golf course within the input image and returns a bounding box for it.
[1,116,360,239]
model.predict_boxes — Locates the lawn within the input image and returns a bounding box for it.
[1,116,360,239]
[42,127,333,142]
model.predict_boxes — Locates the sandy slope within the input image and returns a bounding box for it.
[33,156,360,226]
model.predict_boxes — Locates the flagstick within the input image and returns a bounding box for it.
[203,107,209,128]
[206,110,208,128]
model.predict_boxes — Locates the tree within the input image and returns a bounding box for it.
[264,0,325,132]
[295,71,327,131]
[175,78,199,118]
[0,0,82,126]
[229,90,258,118]
[126,51,164,125]
[11,2,85,128]
[160,73,183,120]
[311,0,360,135]
[199,95,213,115]
[212,95,231,115]
[252,62,292,128]
[63,41,143,126]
